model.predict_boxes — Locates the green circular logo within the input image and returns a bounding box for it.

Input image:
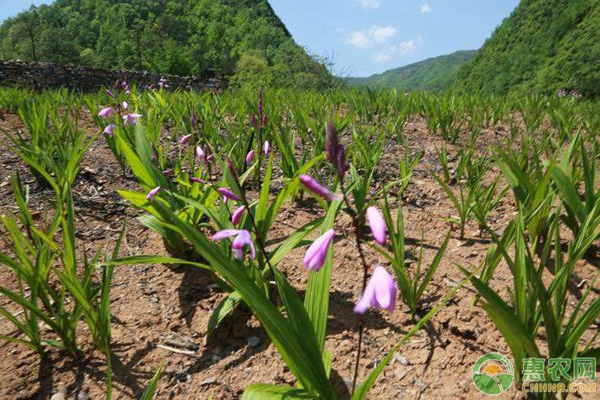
[472,353,514,395]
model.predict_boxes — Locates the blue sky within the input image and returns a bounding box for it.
[1,0,520,77]
[0,1,47,23]
[269,0,520,76]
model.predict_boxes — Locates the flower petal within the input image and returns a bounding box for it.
[231,206,247,225]
[299,175,338,201]
[303,229,335,271]
[354,280,376,314]
[367,207,387,245]
[213,229,241,241]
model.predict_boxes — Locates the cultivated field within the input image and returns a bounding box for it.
[0,87,598,399]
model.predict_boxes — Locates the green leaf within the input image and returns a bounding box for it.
[146,198,335,398]
[459,267,540,358]
[550,165,587,223]
[141,360,165,400]
[207,292,242,337]
[242,384,314,400]
[416,231,451,300]
[303,200,342,352]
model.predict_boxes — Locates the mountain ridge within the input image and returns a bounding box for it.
[456,0,599,97]
[347,50,476,92]
[0,0,331,88]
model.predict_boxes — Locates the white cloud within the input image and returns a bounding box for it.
[373,51,392,63]
[348,31,371,49]
[347,25,396,49]
[420,3,432,13]
[371,26,396,43]
[373,36,422,62]
[358,0,380,9]
[398,40,417,55]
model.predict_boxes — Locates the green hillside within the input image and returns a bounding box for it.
[348,50,476,92]
[457,0,599,97]
[0,0,331,88]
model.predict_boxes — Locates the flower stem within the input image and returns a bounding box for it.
[338,180,371,394]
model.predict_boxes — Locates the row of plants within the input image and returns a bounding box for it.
[0,84,597,399]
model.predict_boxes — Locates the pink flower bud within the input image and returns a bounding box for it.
[180,134,192,145]
[231,206,247,225]
[98,107,113,118]
[303,229,335,271]
[246,150,255,164]
[196,146,206,162]
[218,187,240,202]
[189,177,206,184]
[366,207,387,245]
[146,186,161,201]
[299,175,338,201]
[354,266,398,314]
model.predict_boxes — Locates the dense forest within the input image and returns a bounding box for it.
[457,0,599,97]
[0,0,332,89]
[348,50,476,92]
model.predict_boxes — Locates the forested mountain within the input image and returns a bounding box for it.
[348,50,475,92]
[457,0,599,97]
[0,0,332,88]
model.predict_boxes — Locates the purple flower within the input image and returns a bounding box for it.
[261,114,267,127]
[231,206,247,225]
[106,90,114,98]
[218,188,240,202]
[103,123,116,136]
[122,101,129,110]
[263,140,270,155]
[196,146,206,162]
[213,229,256,260]
[366,207,387,245]
[190,177,206,184]
[158,76,169,89]
[99,107,113,118]
[246,150,255,164]
[146,186,161,201]
[123,113,142,126]
[190,114,196,126]
[162,169,173,177]
[251,115,259,129]
[326,121,347,178]
[122,80,131,94]
[300,175,338,201]
[354,266,398,314]
[303,229,335,271]
[180,134,192,145]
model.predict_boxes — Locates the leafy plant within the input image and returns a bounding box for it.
[373,199,451,319]
[462,209,600,387]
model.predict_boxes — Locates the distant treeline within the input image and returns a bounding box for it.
[0,0,334,89]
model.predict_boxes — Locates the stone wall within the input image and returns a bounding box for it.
[0,60,222,92]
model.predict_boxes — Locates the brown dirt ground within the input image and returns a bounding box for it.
[0,108,597,399]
